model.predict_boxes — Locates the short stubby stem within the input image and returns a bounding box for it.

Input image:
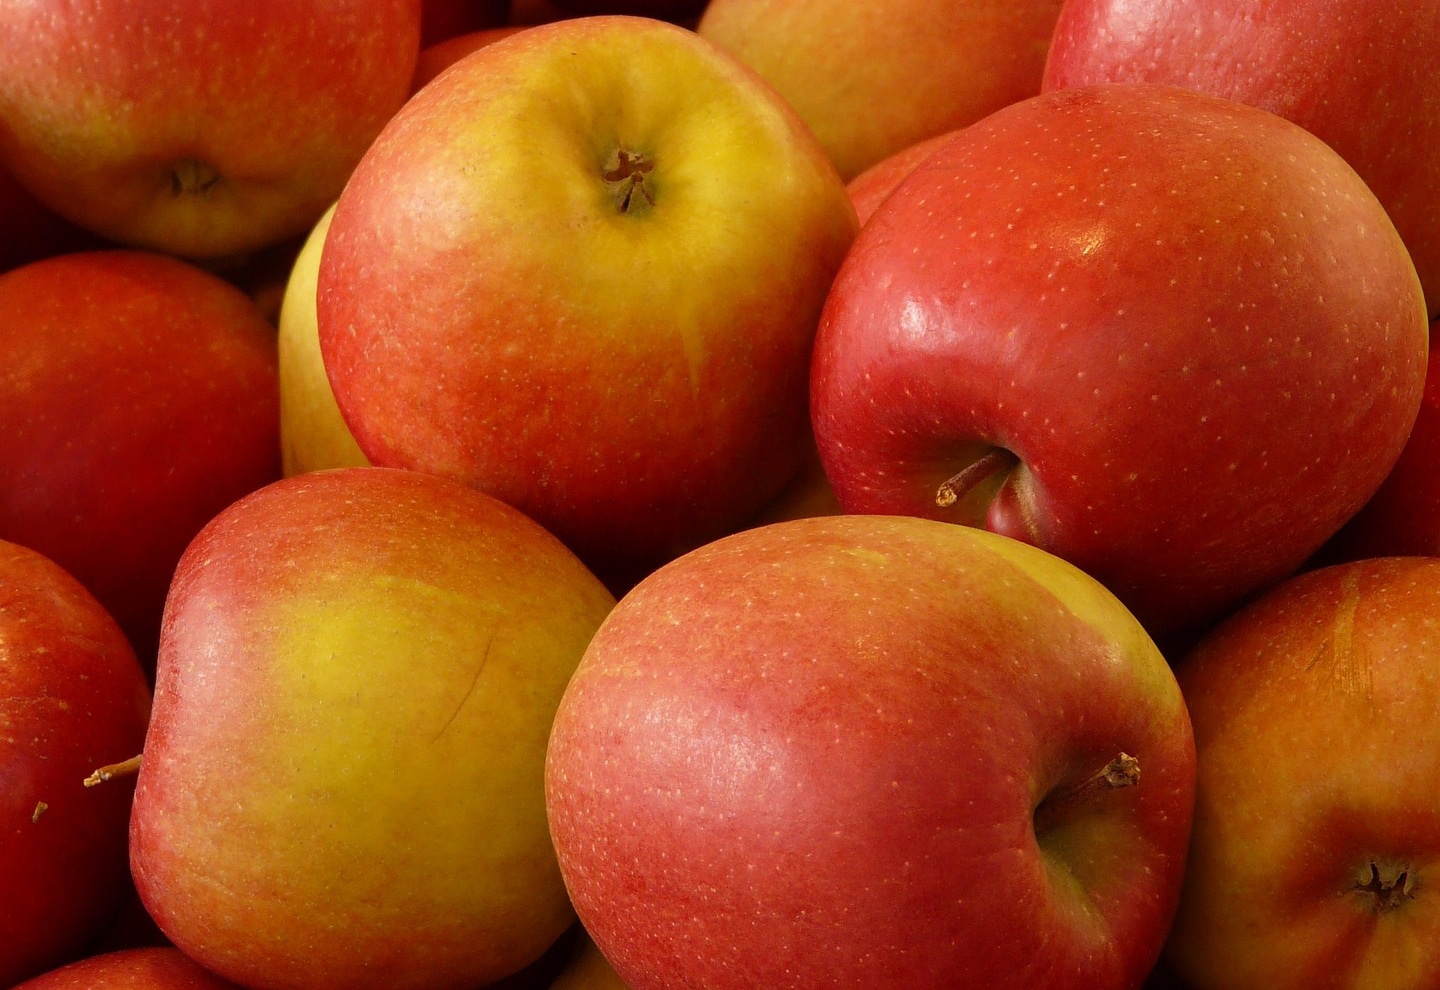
[1033,752,1140,837]
[84,754,143,787]
[935,448,1019,508]
[169,159,222,198]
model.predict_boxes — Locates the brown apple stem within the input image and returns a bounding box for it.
[83,754,143,788]
[1033,753,1140,835]
[935,448,1019,507]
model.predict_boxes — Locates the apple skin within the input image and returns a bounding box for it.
[0,540,152,988]
[421,0,511,46]
[1042,0,1440,319]
[0,251,281,668]
[1312,319,1440,564]
[10,947,243,990]
[546,514,1196,990]
[1164,556,1440,989]
[276,204,370,477]
[317,15,858,591]
[130,466,616,990]
[412,25,529,92]
[697,0,1065,180]
[845,129,962,227]
[0,0,421,259]
[810,83,1430,643]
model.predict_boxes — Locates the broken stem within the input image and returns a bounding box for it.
[84,754,142,788]
[935,448,1019,507]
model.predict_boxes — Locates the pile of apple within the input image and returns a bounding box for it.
[3,1,1438,989]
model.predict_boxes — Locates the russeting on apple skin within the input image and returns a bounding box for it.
[316,15,858,591]
[546,514,1196,990]
[130,467,616,990]
[810,83,1429,643]
[1165,557,1440,990]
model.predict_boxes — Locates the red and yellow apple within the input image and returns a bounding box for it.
[1166,556,1440,989]
[10,947,242,990]
[697,0,1065,180]
[131,467,616,990]
[810,83,1429,643]
[0,0,422,258]
[317,15,858,591]
[547,514,1196,990]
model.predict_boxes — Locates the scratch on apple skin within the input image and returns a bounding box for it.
[433,631,495,742]
[1304,568,1371,702]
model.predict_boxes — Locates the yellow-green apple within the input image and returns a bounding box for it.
[1313,319,1440,564]
[317,15,858,592]
[276,204,370,477]
[10,948,242,990]
[0,0,421,259]
[810,83,1430,644]
[0,250,281,668]
[1,540,152,987]
[130,466,616,990]
[546,514,1196,990]
[697,0,1065,181]
[1042,0,1440,319]
[1164,556,1440,989]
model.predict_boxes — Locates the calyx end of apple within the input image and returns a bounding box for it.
[1351,862,1417,913]
[169,159,223,198]
[602,147,655,215]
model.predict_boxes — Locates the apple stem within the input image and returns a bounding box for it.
[1033,753,1140,835]
[83,754,143,788]
[935,448,1018,507]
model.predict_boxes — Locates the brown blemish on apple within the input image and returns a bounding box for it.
[1305,569,1372,701]
[602,148,655,214]
[935,448,1019,508]
[31,800,47,824]
[83,753,143,787]
[1351,862,1416,912]
[169,159,222,198]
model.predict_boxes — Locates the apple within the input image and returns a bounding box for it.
[810,83,1430,644]
[546,514,1196,990]
[1311,319,1440,564]
[10,947,243,990]
[317,15,858,592]
[697,0,1065,181]
[276,204,370,477]
[545,0,706,23]
[1164,556,1440,989]
[130,466,617,990]
[0,250,281,668]
[0,0,422,259]
[1041,0,1440,319]
[1,540,152,987]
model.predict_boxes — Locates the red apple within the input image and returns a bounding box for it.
[131,467,616,990]
[1042,0,1440,319]
[845,129,962,227]
[697,0,1065,180]
[1313,319,1440,563]
[10,947,242,990]
[0,0,422,259]
[1,540,152,987]
[317,15,857,591]
[1165,556,1440,989]
[412,25,530,93]
[0,250,281,668]
[546,514,1196,990]
[810,83,1429,643]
